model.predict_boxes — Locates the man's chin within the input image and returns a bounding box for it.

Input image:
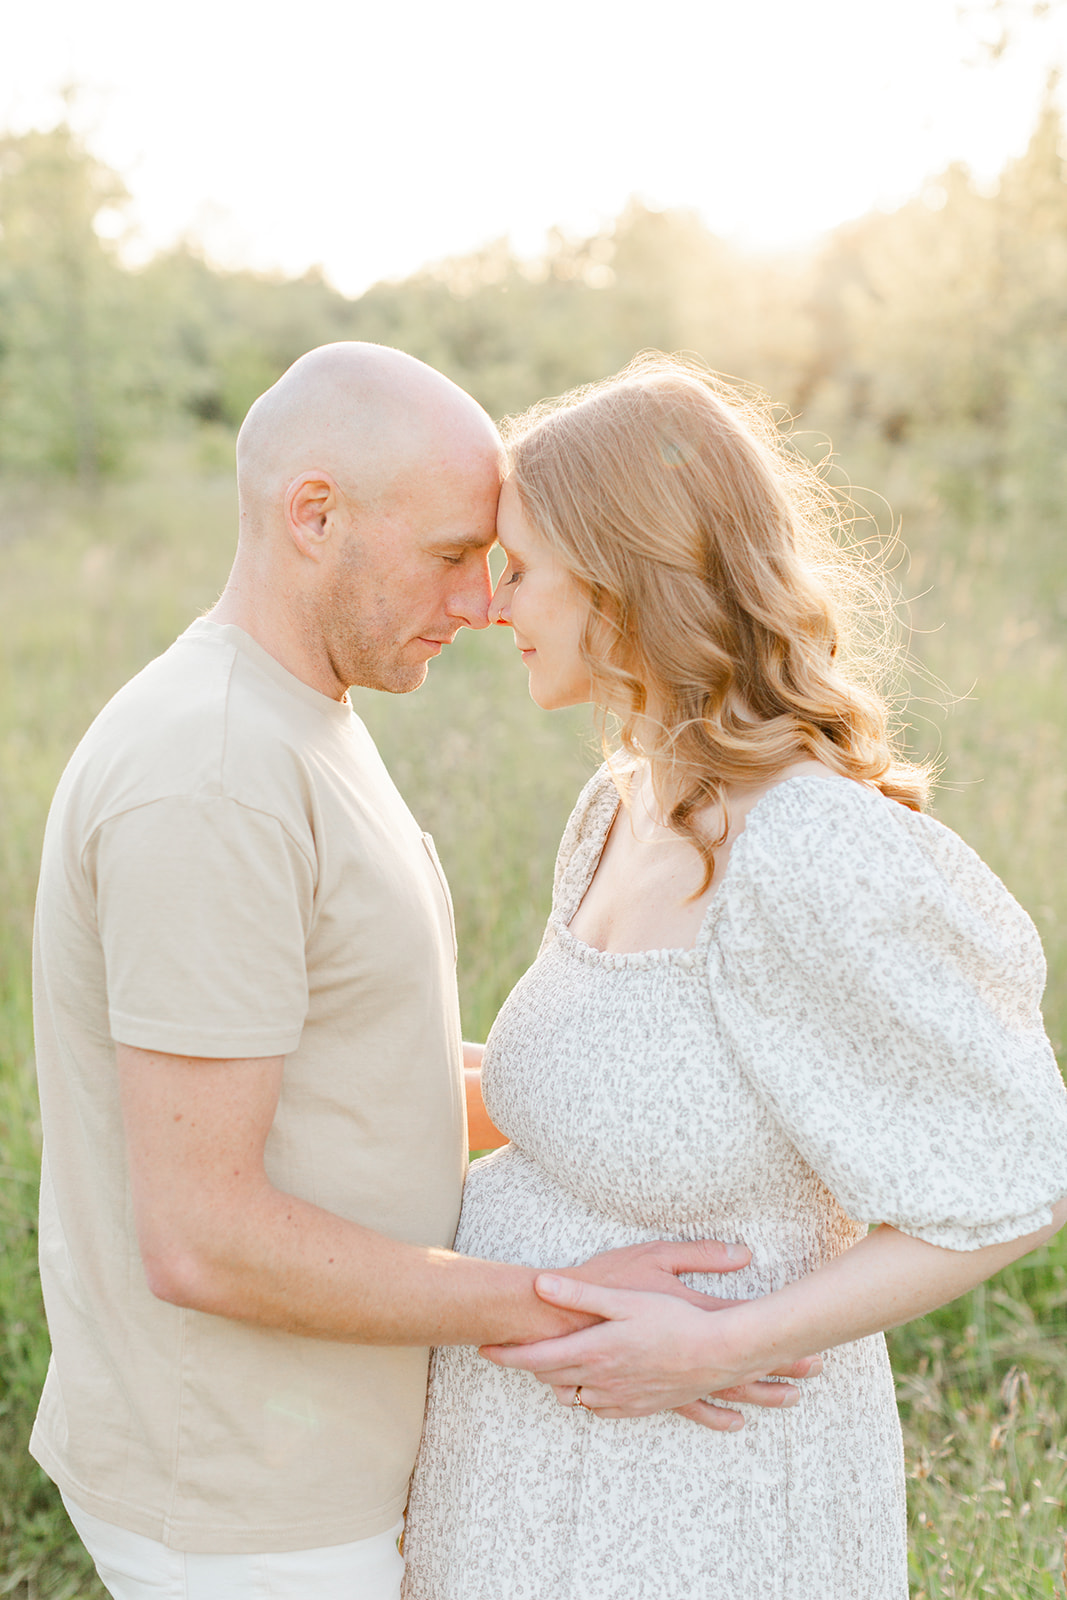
[343,659,430,696]
[395,664,431,694]
[380,662,431,695]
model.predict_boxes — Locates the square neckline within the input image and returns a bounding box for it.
[553,770,855,968]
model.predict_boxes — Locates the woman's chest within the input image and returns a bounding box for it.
[566,816,722,956]
[481,941,818,1230]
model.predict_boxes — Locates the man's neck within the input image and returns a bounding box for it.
[207,587,348,703]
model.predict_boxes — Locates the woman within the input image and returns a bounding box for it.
[401,355,1067,1599]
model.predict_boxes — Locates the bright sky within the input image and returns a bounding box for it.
[5,0,1067,295]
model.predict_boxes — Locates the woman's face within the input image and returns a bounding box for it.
[489,478,594,710]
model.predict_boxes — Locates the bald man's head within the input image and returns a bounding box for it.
[236,342,502,533]
[218,344,504,698]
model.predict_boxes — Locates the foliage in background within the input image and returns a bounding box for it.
[6,88,1067,519]
[0,119,134,482]
[1,94,1065,1598]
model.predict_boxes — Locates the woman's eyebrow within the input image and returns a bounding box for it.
[495,537,527,561]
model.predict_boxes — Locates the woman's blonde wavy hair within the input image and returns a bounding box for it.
[502,352,930,889]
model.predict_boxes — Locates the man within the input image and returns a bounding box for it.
[31,344,808,1599]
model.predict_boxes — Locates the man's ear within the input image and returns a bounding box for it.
[284,472,343,559]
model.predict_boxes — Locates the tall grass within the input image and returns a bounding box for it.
[0,455,246,1598]
[0,440,1064,1595]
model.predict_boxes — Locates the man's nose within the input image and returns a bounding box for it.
[449,559,495,630]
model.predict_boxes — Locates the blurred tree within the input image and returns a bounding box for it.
[349,203,812,422]
[0,115,135,481]
[800,85,1067,508]
[995,74,1067,538]
[590,201,813,408]
[1,87,1066,600]
[801,164,1007,510]
[138,247,361,428]
[348,234,616,418]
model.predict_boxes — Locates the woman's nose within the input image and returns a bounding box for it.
[488,584,511,626]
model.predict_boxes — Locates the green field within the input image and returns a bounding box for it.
[1,442,1065,1598]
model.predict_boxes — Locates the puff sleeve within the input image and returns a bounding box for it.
[712,778,1067,1250]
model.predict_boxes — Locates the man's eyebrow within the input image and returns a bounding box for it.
[429,530,497,551]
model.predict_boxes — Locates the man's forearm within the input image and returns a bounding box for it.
[118,1043,572,1346]
[145,1177,592,1346]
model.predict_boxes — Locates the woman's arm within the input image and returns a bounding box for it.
[484,1200,1067,1417]
[463,1041,508,1151]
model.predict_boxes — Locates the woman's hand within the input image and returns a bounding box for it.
[483,1212,1067,1424]
[482,1269,810,1429]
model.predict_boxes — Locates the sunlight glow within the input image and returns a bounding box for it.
[5,0,1067,293]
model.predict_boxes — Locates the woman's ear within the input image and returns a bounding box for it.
[284,472,342,559]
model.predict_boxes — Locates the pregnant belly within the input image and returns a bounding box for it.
[407,1147,907,1600]
[458,1143,866,1300]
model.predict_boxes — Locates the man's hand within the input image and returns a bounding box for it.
[485,1241,821,1432]
[562,1237,749,1309]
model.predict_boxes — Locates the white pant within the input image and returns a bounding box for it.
[62,1494,405,1600]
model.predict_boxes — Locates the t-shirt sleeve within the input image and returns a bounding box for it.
[91,795,316,1059]
[714,781,1067,1250]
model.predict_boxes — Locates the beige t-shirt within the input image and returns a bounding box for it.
[30,620,466,1553]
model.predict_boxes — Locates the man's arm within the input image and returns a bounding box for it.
[118,1043,587,1347]
[120,1044,802,1351]
[118,1043,819,1428]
